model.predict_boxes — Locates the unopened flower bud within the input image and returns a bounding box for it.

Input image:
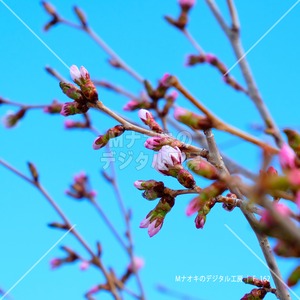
[138,109,163,133]
[93,125,125,150]
[59,82,83,102]
[279,143,296,170]
[27,162,39,182]
[177,168,196,188]
[185,54,206,66]
[127,257,144,272]
[260,202,291,227]
[41,1,57,16]
[60,102,85,116]
[74,6,87,28]
[3,108,26,128]
[43,100,63,114]
[123,99,152,111]
[134,180,164,191]
[174,107,213,130]
[145,136,178,151]
[187,157,218,179]
[178,0,196,11]
[287,266,300,287]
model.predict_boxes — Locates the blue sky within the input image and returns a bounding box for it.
[0,1,300,299]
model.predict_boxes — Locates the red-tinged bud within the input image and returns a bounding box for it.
[187,157,218,180]
[242,277,270,288]
[74,6,87,28]
[43,100,63,114]
[178,0,196,11]
[50,258,62,269]
[139,196,174,237]
[93,125,125,150]
[222,193,237,211]
[240,288,267,299]
[177,168,196,188]
[284,129,300,158]
[123,99,152,111]
[59,82,84,102]
[279,143,296,170]
[60,102,86,116]
[27,162,39,182]
[266,166,278,176]
[174,107,213,130]
[205,53,228,75]
[138,109,163,133]
[3,108,26,128]
[273,240,300,257]
[195,213,206,229]
[186,197,201,216]
[134,180,164,191]
[185,54,206,66]
[86,285,100,296]
[144,136,177,151]
[223,75,246,92]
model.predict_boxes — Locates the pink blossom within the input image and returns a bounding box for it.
[128,257,145,272]
[123,100,139,111]
[79,260,90,271]
[205,53,217,64]
[279,143,296,169]
[70,65,89,82]
[134,180,144,190]
[186,197,200,216]
[260,203,291,226]
[152,146,186,174]
[139,217,162,237]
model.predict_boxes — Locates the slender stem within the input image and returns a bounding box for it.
[182,29,205,54]
[94,80,139,100]
[202,130,290,300]
[0,158,121,300]
[108,160,146,300]
[226,0,240,31]
[0,98,47,109]
[172,77,278,154]
[90,101,209,158]
[205,0,283,147]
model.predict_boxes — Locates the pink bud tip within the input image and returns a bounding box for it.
[134,180,144,190]
[128,257,145,272]
[205,53,217,63]
[279,143,296,169]
[138,109,151,122]
[174,107,187,120]
[80,261,90,271]
[148,220,162,237]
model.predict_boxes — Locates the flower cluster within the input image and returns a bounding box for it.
[65,172,97,200]
[60,65,98,116]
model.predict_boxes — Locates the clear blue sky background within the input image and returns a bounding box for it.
[1,1,300,300]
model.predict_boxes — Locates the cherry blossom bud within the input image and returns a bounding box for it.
[123,99,152,111]
[27,162,39,182]
[152,145,186,175]
[60,102,84,116]
[178,0,196,10]
[144,136,175,151]
[185,54,206,66]
[93,125,125,150]
[64,120,87,129]
[186,196,201,216]
[43,100,63,114]
[3,109,26,128]
[240,288,267,299]
[260,202,291,226]
[74,6,87,28]
[70,65,89,82]
[59,82,83,102]
[50,258,62,269]
[139,196,174,237]
[174,107,212,130]
[127,257,144,272]
[177,169,196,188]
[134,180,164,191]
[279,143,296,170]
[288,266,300,287]
[138,109,163,133]
[195,214,206,229]
[187,158,218,180]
